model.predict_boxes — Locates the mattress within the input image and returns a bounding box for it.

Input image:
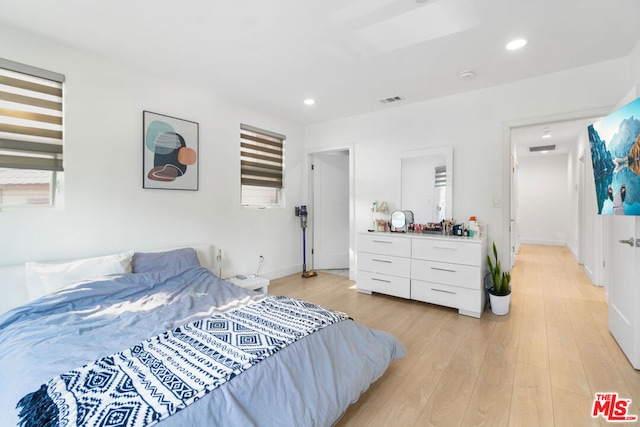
[0,262,405,426]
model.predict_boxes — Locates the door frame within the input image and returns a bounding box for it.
[577,148,586,265]
[510,152,519,266]
[306,144,355,279]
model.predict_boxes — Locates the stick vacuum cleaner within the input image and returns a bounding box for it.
[295,205,317,278]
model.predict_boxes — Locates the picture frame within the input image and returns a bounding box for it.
[588,97,640,215]
[143,111,199,191]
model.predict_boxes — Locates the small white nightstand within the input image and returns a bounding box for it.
[227,275,270,293]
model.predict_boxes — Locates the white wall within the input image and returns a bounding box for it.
[0,26,306,279]
[517,154,569,246]
[632,40,640,82]
[306,57,634,268]
[3,26,638,280]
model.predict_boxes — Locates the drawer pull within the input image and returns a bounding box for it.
[372,258,392,263]
[431,288,456,295]
[373,240,393,244]
[430,267,456,273]
[433,246,457,250]
[371,278,391,283]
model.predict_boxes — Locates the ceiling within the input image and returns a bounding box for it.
[1,0,639,125]
[512,117,598,159]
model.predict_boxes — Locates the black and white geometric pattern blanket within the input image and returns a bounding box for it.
[16,296,349,427]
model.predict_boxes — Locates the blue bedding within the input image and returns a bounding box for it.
[0,267,405,426]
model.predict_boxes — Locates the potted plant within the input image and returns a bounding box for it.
[487,241,511,315]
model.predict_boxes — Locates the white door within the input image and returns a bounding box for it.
[609,216,640,368]
[312,151,349,270]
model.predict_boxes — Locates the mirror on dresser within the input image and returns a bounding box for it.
[398,147,453,223]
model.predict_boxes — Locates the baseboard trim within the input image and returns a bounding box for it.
[261,265,303,280]
[583,264,599,286]
[519,239,566,246]
[566,242,578,262]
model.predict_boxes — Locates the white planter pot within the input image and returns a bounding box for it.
[489,292,511,315]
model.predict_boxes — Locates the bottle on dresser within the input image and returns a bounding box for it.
[468,216,480,238]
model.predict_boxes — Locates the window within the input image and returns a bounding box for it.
[0,58,64,207]
[434,165,446,222]
[240,124,285,207]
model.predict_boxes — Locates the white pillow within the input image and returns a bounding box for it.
[25,251,134,300]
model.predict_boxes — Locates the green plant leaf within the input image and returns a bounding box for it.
[487,241,511,295]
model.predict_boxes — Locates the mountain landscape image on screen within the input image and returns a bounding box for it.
[588,97,640,215]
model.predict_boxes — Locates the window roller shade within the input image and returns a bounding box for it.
[435,165,446,187]
[240,124,284,189]
[0,59,64,172]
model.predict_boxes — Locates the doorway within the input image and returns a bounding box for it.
[504,108,610,280]
[506,101,640,370]
[308,146,354,277]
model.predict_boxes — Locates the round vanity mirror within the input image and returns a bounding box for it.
[403,210,414,225]
[390,210,406,230]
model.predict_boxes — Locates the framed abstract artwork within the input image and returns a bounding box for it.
[143,111,199,190]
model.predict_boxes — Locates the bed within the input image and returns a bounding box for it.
[0,245,405,427]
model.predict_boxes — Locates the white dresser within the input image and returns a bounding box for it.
[357,232,487,318]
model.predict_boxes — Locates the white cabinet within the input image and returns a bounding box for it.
[356,234,411,299]
[357,270,410,299]
[411,236,486,318]
[357,232,486,318]
[357,234,411,258]
[227,275,270,293]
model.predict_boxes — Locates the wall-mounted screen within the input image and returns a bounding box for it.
[588,97,640,215]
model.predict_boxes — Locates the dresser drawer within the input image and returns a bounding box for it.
[411,259,481,290]
[412,238,481,266]
[411,279,481,314]
[359,252,410,277]
[359,233,411,258]
[357,270,411,299]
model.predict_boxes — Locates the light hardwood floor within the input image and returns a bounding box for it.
[269,244,640,426]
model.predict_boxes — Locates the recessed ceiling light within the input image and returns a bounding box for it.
[506,38,527,50]
[458,70,475,80]
[304,98,315,106]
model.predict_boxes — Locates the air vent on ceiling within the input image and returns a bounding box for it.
[379,95,404,104]
[529,144,556,152]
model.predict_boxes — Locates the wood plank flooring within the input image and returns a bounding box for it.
[268,244,640,426]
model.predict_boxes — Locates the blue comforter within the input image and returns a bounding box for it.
[0,267,405,426]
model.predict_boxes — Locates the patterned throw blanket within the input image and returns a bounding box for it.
[16,296,349,427]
